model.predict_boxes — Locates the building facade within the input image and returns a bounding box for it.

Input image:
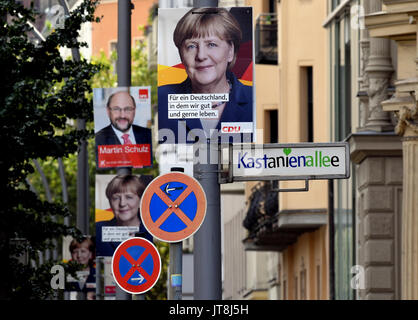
[224,0,331,300]
[227,0,413,300]
[363,0,418,300]
[92,0,157,57]
[325,0,406,300]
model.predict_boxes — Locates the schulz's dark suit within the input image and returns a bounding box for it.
[95,125,152,168]
[95,124,152,146]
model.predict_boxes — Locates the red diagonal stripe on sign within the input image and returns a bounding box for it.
[153,186,194,227]
[173,186,193,205]
[153,186,178,206]
[121,249,151,282]
[173,207,193,226]
[153,206,175,229]
[137,266,152,281]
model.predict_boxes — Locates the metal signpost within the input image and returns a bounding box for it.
[140,171,207,300]
[140,172,207,243]
[115,0,133,301]
[157,0,254,300]
[191,0,223,301]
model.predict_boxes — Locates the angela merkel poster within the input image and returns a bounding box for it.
[158,7,255,144]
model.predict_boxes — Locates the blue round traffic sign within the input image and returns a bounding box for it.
[140,172,207,242]
[112,237,161,294]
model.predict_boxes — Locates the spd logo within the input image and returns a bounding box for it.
[139,89,149,100]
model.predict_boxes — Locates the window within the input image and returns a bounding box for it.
[300,269,306,300]
[294,276,298,300]
[329,10,354,301]
[264,109,278,143]
[333,19,351,141]
[109,41,117,54]
[109,41,117,74]
[283,279,287,300]
[332,0,341,10]
[300,66,314,142]
[268,0,276,13]
[255,13,278,65]
[316,265,321,299]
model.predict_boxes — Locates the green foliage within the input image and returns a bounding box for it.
[91,40,158,108]
[22,3,165,299]
[0,0,101,299]
[132,40,158,108]
[26,131,97,233]
[91,50,118,88]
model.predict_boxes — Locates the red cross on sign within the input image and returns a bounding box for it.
[111,237,161,294]
[140,172,207,243]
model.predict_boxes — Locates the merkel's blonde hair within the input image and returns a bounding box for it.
[69,236,94,254]
[173,7,242,69]
[105,175,147,200]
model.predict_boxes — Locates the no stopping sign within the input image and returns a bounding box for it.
[111,237,161,294]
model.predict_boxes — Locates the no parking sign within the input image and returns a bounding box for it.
[140,172,207,243]
[112,237,161,294]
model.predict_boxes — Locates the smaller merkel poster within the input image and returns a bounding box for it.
[95,174,154,258]
[93,87,153,169]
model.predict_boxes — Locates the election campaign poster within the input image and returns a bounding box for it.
[95,174,154,258]
[157,7,255,144]
[94,87,153,169]
[62,235,96,300]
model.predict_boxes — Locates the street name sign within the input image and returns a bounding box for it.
[229,143,350,182]
[112,237,161,294]
[140,172,207,243]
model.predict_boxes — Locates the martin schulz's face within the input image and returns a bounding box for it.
[107,92,136,133]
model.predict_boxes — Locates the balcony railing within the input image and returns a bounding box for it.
[243,181,278,233]
[242,181,327,252]
[255,13,278,65]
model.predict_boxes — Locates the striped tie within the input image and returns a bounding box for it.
[122,134,133,144]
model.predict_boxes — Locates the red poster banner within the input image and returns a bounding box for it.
[105,286,116,294]
[97,144,152,168]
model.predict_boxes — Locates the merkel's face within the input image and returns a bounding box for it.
[180,34,234,92]
[106,92,136,133]
[71,243,92,266]
[109,189,140,226]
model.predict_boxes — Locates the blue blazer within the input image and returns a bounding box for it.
[95,124,152,146]
[158,71,253,144]
[95,124,153,168]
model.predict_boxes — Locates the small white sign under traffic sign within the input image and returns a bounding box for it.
[226,143,350,182]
